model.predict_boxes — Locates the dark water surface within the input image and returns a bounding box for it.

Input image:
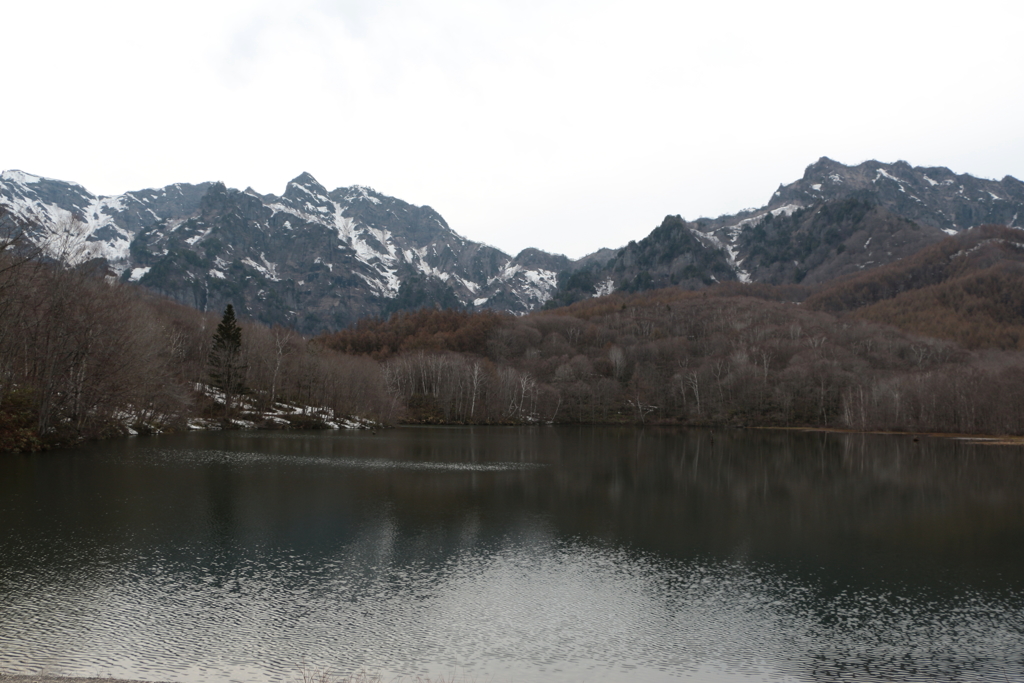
[1,427,1023,682]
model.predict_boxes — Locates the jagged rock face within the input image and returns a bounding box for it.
[729,198,949,286]
[772,157,1024,232]
[603,215,736,290]
[5,158,1023,328]
[543,159,1024,305]
[0,171,568,334]
[695,158,1024,287]
[0,170,212,265]
[542,215,737,309]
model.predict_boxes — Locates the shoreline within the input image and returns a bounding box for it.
[6,419,1024,456]
[0,677,169,683]
[743,424,1024,446]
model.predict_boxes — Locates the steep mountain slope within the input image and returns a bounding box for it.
[731,197,948,285]
[0,170,573,333]
[702,157,1024,282]
[0,170,212,265]
[544,215,736,309]
[546,158,1024,305]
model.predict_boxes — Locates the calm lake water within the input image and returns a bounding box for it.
[1,427,1023,683]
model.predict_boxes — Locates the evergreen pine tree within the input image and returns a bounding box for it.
[209,304,246,417]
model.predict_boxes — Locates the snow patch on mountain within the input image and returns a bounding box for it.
[874,168,904,184]
[721,203,803,233]
[76,235,131,266]
[375,264,401,296]
[129,267,150,282]
[517,269,558,305]
[415,257,449,281]
[455,275,480,293]
[483,260,558,305]
[593,279,615,297]
[242,254,281,281]
[343,186,382,205]
[185,228,212,246]
[720,225,750,283]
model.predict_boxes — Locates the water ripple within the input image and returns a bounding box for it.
[2,539,1022,683]
[139,448,546,472]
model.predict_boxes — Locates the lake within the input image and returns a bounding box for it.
[1,427,1023,682]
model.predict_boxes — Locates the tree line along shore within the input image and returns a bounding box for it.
[4,224,1024,452]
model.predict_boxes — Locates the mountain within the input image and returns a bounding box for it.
[546,158,1024,305]
[769,157,1024,231]
[0,170,576,333]
[705,157,1024,282]
[543,215,736,309]
[5,158,1023,332]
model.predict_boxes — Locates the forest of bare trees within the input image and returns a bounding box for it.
[321,291,1024,435]
[0,212,393,451]
[5,209,1024,452]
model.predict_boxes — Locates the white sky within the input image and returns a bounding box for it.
[4,0,1023,258]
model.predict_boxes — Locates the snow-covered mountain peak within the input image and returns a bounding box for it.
[282,172,333,208]
[0,170,567,333]
[288,171,322,187]
[1,170,44,185]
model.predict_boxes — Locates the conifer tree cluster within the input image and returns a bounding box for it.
[208,304,246,416]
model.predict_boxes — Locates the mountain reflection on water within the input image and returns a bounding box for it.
[1,427,1022,683]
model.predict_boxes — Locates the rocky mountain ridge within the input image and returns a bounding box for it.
[4,158,1023,331]
[706,157,1024,282]
[0,170,572,333]
[545,158,1024,305]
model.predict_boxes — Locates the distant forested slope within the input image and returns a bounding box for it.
[805,224,1024,349]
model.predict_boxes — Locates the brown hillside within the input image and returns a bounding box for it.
[849,262,1024,349]
[803,224,1024,348]
[320,308,510,360]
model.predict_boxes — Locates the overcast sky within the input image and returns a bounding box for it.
[5,0,1023,258]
